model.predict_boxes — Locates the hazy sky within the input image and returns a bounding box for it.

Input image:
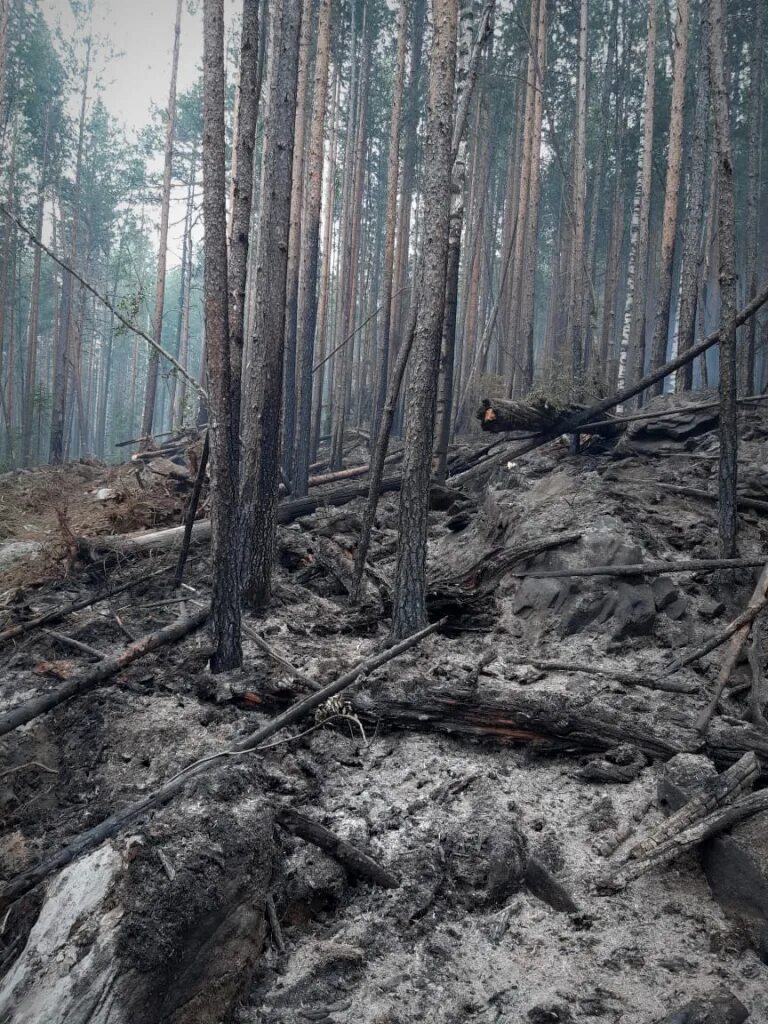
[39,0,238,133]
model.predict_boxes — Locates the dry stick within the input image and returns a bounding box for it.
[514,557,766,579]
[694,562,768,735]
[275,806,399,888]
[265,895,285,953]
[174,430,210,589]
[603,788,768,890]
[240,621,319,691]
[45,630,106,660]
[0,607,209,738]
[453,278,768,487]
[503,654,696,693]
[0,572,162,647]
[0,202,203,397]
[617,751,759,865]
[0,618,441,913]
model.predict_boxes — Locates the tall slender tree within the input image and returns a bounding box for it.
[141,0,183,437]
[391,0,457,639]
[708,0,737,557]
[240,0,302,610]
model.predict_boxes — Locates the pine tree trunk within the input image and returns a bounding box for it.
[282,0,313,477]
[708,0,738,558]
[372,0,408,440]
[227,0,260,451]
[141,0,183,437]
[202,0,242,671]
[650,0,690,389]
[674,19,709,392]
[742,0,763,395]
[518,0,547,394]
[21,137,48,467]
[629,0,657,402]
[392,0,457,640]
[566,0,588,384]
[175,158,197,427]
[390,0,427,363]
[310,64,339,462]
[240,0,302,611]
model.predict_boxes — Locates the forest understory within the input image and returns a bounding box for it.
[2,396,768,1024]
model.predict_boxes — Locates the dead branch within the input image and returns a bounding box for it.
[0,607,209,737]
[747,620,768,729]
[275,806,399,888]
[619,481,768,516]
[174,429,209,589]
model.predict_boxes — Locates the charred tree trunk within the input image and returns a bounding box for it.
[392,0,457,639]
[240,0,302,610]
[708,0,738,558]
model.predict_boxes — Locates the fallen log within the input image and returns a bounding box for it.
[476,397,618,436]
[307,449,402,488]
[0,619,441,913]
[77,477,404,560]
[0,607,209,738]
[653,990,749,1024]
[275,806,399,889]
[514,557,766,579]
[452,278,768,487]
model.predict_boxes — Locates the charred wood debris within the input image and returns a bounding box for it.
[2,391,768,1022]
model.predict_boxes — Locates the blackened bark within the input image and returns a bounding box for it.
[240,0,302,610]
[708,0,738,558]
[203,0,242,670]
[391,0,457,639]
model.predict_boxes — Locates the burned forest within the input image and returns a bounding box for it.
[3,0,768,1020]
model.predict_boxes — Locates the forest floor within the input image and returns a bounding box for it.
[1,399,768,1023]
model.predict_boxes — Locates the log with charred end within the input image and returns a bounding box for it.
[514,557,767,579]
[275,806,399,889]
[453,279,768,487]
[307,449,403,488]
[653,990,750,1024]
[475,397,619,437]
[694,562,768,736]
[616,751,760,865]
[602,788,768,891]
[0,619,441,914]
[0,607,209,738]
[77,477,405,560]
